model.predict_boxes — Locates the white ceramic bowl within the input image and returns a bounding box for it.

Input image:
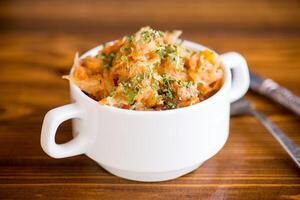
[41,41,249,182]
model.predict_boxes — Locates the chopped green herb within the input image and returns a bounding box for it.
[152,81,160,90]
[123,47,130,52]
[186,81,193,88]
[164,44,182,67]
[109,89,116,96]
[156,45,181,66]
[101,52,116,68]
[121,81,131,89]
[127,35,135,43]
[165,89,173,99]
[131,75,142,85]
[141,31,152,43]
[127,89,137,105]
[161,75,175,104]
[166,101,177,109]
[179,80,193,88]
[141,28,163,43]
[156,46,166,58]
[169,53,180,66]
[157,30,164,37]
[197,82,203,87]
[165,44,178,54]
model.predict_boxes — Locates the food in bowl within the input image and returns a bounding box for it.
[66,27,224,110]
[42,27,250,181]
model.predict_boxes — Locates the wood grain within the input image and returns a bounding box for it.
[0,0,299,199]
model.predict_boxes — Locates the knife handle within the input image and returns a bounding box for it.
[256,79,300,116]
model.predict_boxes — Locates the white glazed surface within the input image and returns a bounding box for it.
[41,41,249,181]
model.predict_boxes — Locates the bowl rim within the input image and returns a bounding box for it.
[69,40,231,114]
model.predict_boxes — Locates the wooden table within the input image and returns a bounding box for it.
[0,0,299,199]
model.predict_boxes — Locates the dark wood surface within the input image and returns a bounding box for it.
[0,0,300,199]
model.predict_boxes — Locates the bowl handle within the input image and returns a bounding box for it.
[41,104,88,158]
[220,52,250,103]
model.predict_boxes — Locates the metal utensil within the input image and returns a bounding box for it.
[231,99,300,168]
[250,72,300,116]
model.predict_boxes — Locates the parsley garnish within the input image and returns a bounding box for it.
[156,46,166,59]
[141,28,163,43]
[141,31,152,43]
[197,82,203,87]
[166,45,177,53]
[101,52,116,68]
[109,89,116,96]
[152,81,160,90]
[126,89,138,105]
[156,45,181,68]
[123,47,130,52]
[127,35,135,43]
[161,76,177,109]
[127,90,136,105]
[166,101,177,109]
[169,53,180,66]
[131,75,142,85]
[178,80,193,88]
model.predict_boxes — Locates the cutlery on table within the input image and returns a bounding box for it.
[230,98,300,168]
[250,72,300,116]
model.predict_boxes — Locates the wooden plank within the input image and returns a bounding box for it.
[0,0,299,199]
[0,0,300,32]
